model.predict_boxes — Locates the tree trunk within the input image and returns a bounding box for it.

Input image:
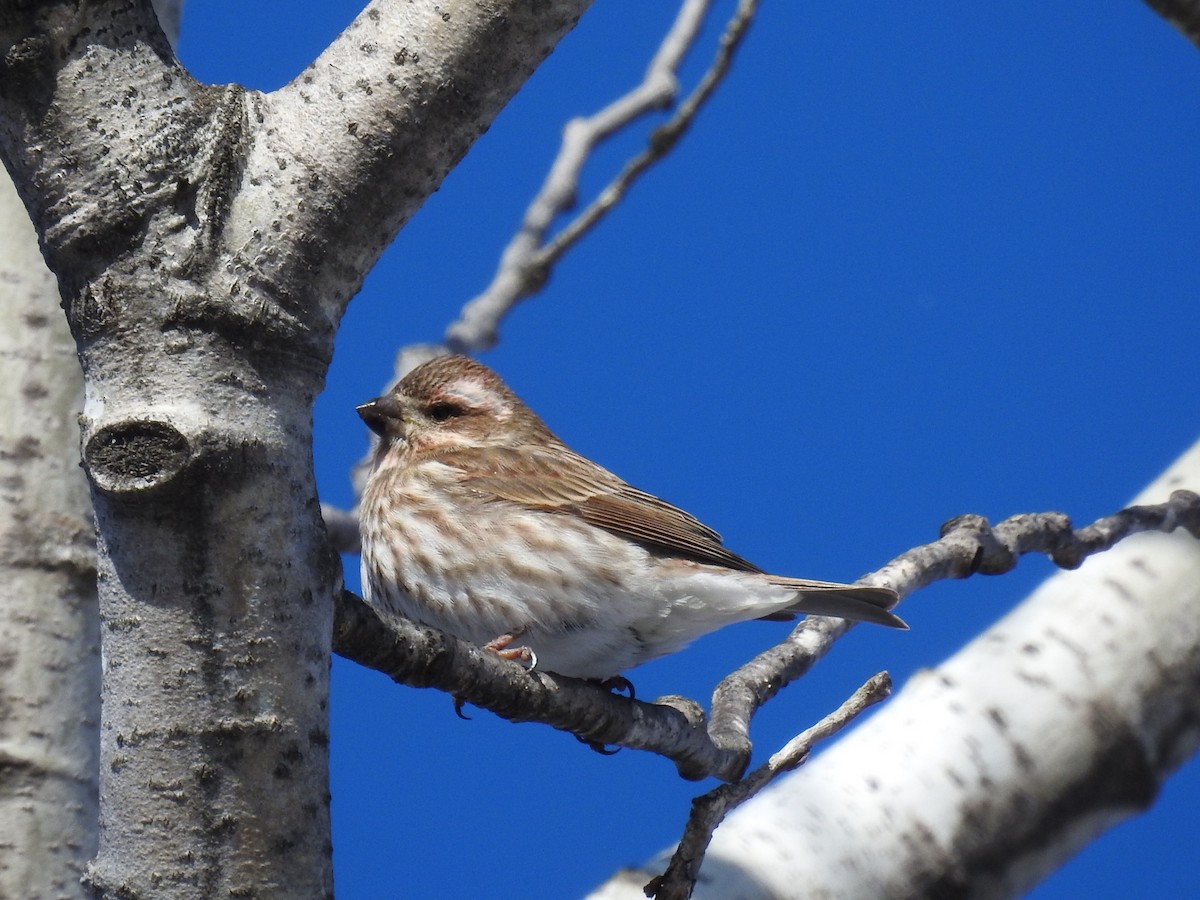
[0,160,98,900]
[0,0,591,893]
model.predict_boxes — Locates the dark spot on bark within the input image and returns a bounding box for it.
[3,436,41,461]
[85,420,191,496]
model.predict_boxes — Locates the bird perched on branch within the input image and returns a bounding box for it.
[357,355,904,680]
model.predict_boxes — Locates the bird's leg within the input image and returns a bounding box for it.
[483,629,538,671]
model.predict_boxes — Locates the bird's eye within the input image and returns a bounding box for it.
[427,402,465,422]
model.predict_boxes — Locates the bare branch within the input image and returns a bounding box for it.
[321,503,362,555]
[707,488,1200,760]
[333,591,743,781]
[589,443,1200,898]
[643,458,1200,896]
[332,489,1200,781]
[439,0,761,355]
[645,673,892,900]
[531,0,760,287]
[237,0,596,328]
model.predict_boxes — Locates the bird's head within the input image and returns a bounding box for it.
[357,355,558,462]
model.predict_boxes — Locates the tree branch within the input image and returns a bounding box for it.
[589,440,1200,899]
[444,0,762,353]
[332,485,1200,782]
[252,0,596,327]
[646,673,892,900]
[705,488,1200,759]
[321,502,361,555]
[333,590,738,781]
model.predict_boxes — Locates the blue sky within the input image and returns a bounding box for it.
[179,2,1200,896]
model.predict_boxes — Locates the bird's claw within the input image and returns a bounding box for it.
[576,734,621,756]
[572,677,634,755]
[483,630,538,672]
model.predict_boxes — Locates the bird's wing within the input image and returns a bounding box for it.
[437,445,764,572]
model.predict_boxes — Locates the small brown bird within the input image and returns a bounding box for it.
[357,356,904,680]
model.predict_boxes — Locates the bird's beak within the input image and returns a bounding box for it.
[356,395,407,437]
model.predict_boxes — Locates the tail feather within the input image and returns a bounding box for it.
[762,577,907,630]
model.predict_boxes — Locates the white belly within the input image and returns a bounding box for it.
[358,468,799,678]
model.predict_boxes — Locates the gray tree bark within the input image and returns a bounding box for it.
[0,162,98,900]
[3,1,1196,897]
[0,0,591,895]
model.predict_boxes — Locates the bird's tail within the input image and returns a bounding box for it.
[763,577,907,629]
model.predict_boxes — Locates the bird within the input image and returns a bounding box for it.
[356,355,904,680]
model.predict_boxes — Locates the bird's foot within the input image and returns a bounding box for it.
[576,734,621,756]
[484,630,538,671]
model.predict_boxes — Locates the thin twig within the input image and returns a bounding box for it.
[441,0,761,354]
[706,489,1200,760]
[645,673,893,900]
[533,0,760,276]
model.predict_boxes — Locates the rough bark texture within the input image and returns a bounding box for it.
[0,0,591,895]
[590,440,1200,899]
[0,167,98,900]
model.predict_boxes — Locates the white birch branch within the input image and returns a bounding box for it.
[589,438,1200,898]
[646,673,893,900]
[247,0,597,328]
